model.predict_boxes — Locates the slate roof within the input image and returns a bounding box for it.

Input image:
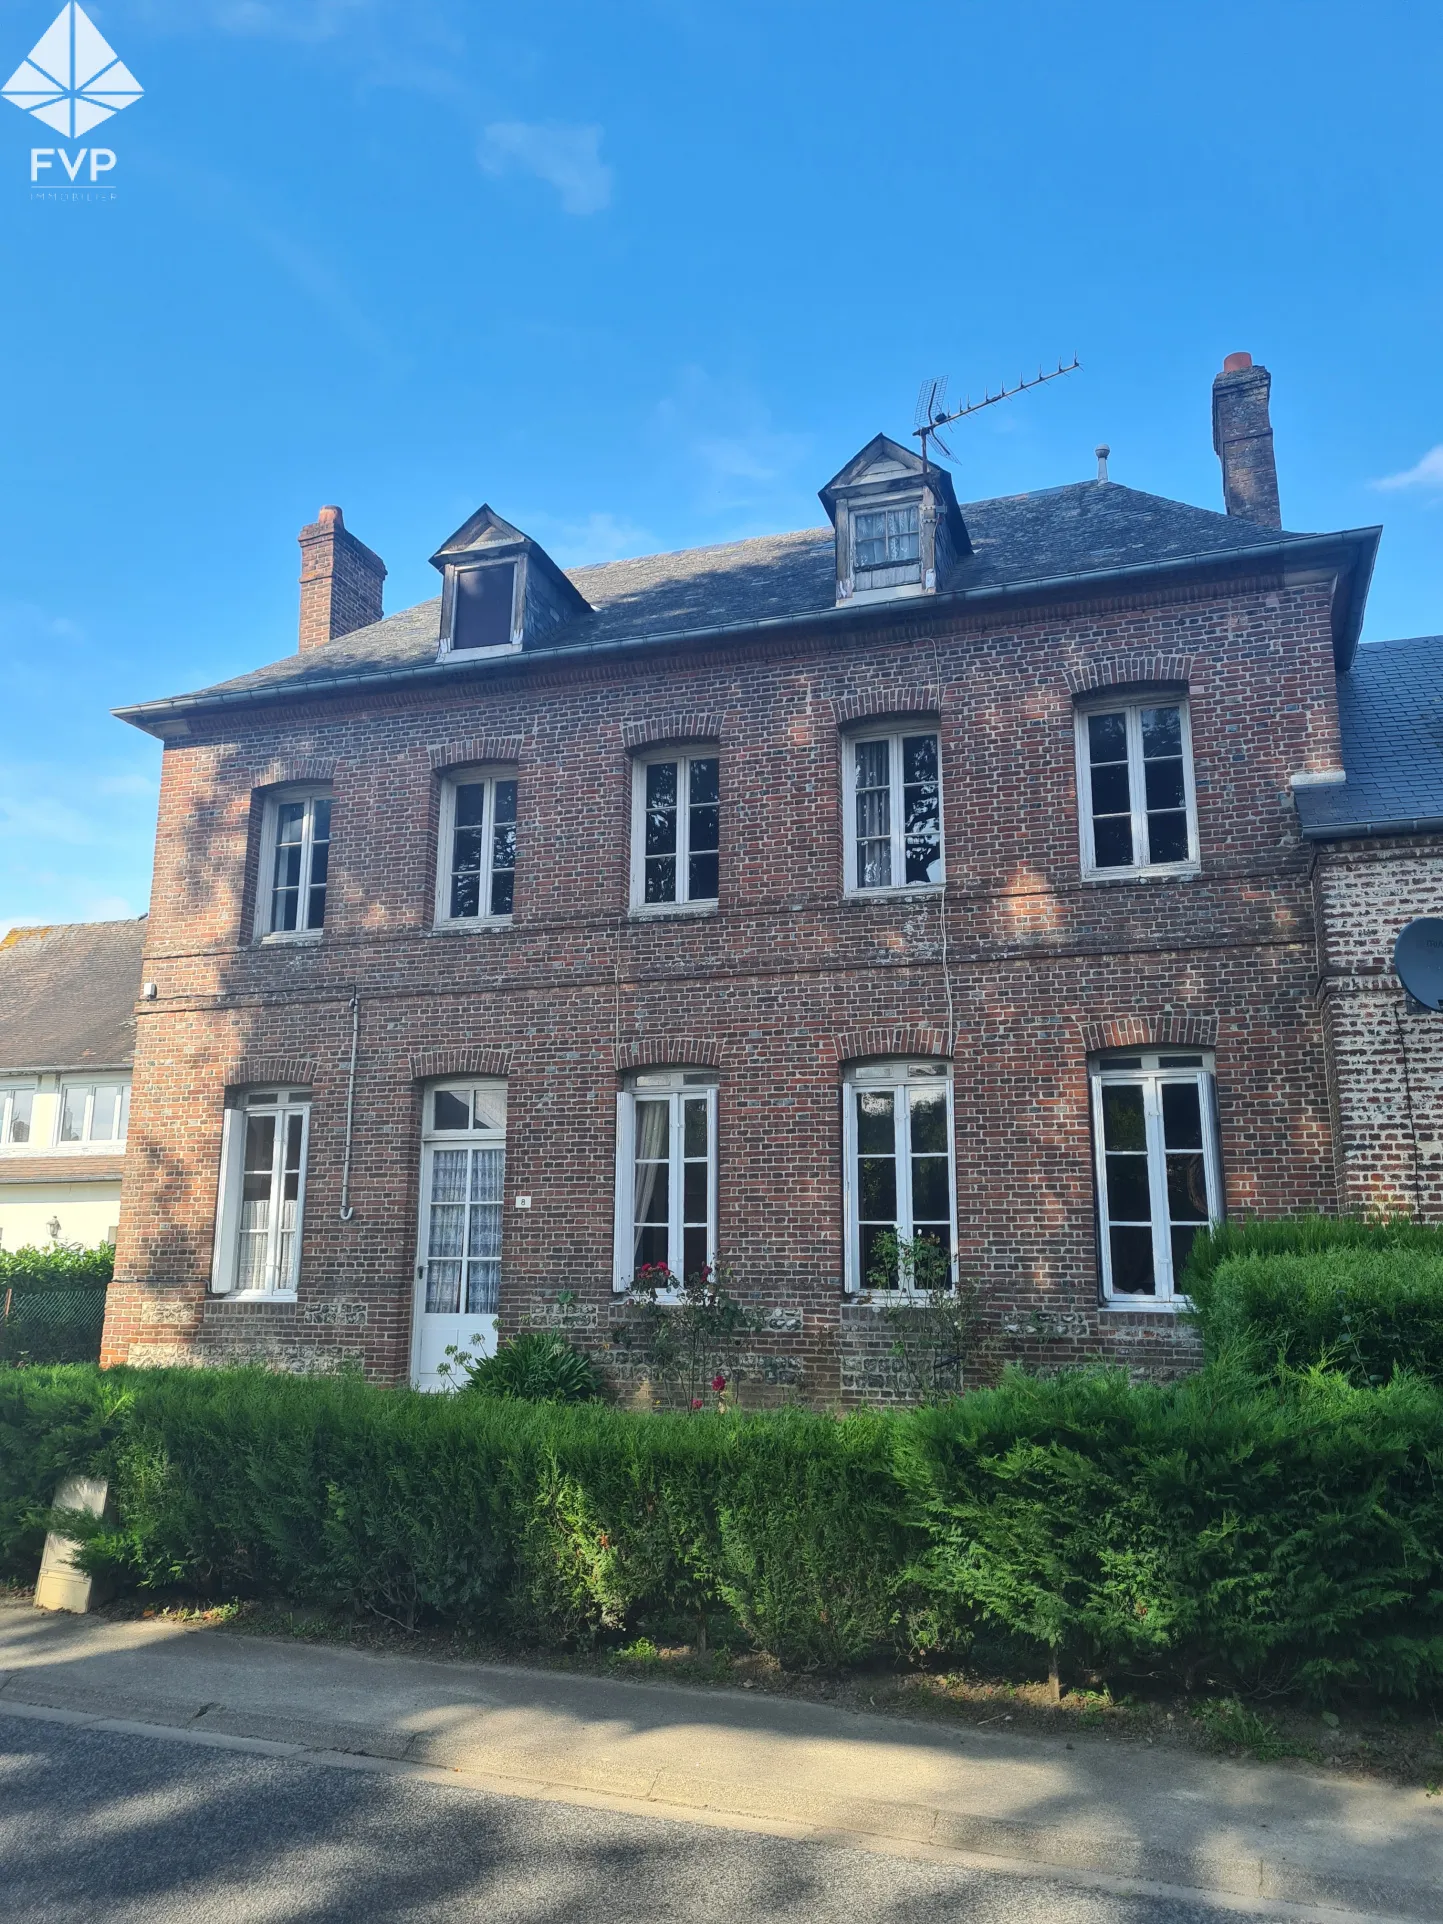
[0,919,146,1072]
[117,478,1380,729]
[1297,636,1443,839]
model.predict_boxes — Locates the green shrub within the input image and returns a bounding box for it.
[1195,1247,1443,1384]
[7,1341,1443,1698]
[0,1243,112,1367]
[0,1364,129,1574]
[0,1243,114,1288]
[0,1366,909,1666]
[1181,1214,1443,1303]
[465,1330,600,1404]
[899,1362,1443,1698]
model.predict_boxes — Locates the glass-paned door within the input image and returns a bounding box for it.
[413,1081,506,1389]
[1092,1052,1220,1303]
[234,1093,309,1293]
[844,1062,957,1293]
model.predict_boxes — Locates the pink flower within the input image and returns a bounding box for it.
[691,1397,704,1409]
[711,1374,727,1394]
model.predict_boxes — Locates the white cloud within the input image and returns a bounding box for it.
[479,121,613,215]
[1371,446,1443,493]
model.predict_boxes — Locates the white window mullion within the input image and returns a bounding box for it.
[668,1092,684,1274]
[889,736,905,887]
[1126,707,1148,869]
[613,1091,633,1289]
[674,772,691,895]
[482,778,498,913]
[894,1084,912,1244]
[706,1084,719,1272]
[1142,1078,1171,1297]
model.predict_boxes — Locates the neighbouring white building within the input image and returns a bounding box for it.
[0,919,146,1254]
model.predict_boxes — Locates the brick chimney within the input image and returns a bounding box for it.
[1211,353,1281,529]
[297,506,386,651]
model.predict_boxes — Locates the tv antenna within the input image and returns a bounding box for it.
[913,356,1081,471]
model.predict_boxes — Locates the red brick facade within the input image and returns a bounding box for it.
[102,549,1356,1400]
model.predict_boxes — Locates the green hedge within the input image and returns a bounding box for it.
[0,1243,113,1367]
[901,1364,1443,1698]
[1182,1217,1443,1383]
[0,1367,908,1670]
[5,1356,1443,1698]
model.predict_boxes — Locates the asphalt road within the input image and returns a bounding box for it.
[0,1711,1315,1924]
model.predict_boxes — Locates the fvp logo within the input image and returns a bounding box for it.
[3,3,142,139]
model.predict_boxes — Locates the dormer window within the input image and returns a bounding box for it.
[854,503,920,578]
[431,505,590,658]
[451,564,517,652]
[819,434,970,607]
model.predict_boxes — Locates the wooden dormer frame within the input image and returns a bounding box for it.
[430,505,592,656]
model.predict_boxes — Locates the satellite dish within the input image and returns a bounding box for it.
[1394,918,1443,1010]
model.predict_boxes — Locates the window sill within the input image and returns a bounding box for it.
[629,900,719,921]
[436,640,522,662]
[258,930,324,946]
[431,917,514,935]
[844,882,945,903]
[848,1290,957,1311]
[1081,864,1200,886]
[0,1143,127,1155]
[1100,1296,1191,1314]
[215,1290,298,1304]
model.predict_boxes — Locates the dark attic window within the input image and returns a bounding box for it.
[451,564,515,650]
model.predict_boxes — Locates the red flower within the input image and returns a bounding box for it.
[711,1374,727,1393]
[691,1397,704,1409]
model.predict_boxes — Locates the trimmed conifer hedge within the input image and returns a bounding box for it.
[5,1352,1443,1699]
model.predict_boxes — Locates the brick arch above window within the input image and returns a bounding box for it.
[620,714,725,752]
[1080,1013,1218,1055]
[223,1056,321,1092]
[829,1024,953,1066]
[409,1046,512,1081]
[1064,654,1195,697]
[253,759,335,789]
[614,1035,726,1072]
[830,686,940,727]
[427,736,525,772]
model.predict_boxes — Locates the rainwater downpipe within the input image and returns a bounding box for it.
[338,988,360,1222]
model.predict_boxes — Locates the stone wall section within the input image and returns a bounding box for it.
[1314,837,1443,1218]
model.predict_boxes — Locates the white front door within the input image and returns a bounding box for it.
[411,1080,506,1390]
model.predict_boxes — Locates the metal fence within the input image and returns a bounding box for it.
[0,1284,109,1366]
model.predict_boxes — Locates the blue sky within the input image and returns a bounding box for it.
[1,0,1440,929]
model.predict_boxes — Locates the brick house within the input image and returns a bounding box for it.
[0,919,145,1254]
[1299,636,1443,1221]
[102,355,1385,1399]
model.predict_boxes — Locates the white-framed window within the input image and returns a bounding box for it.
[255,788,332,938]
[211,1088,311,1298]
[1075,698,1198,877]
[435,768,517,925]
[56,1081,129,1146]
[1091,1050,1221,1305]
[0,1085,36,1146]
[630,750,720,911]
[853,502,920,582]
[613,1070,718,1291]
[842,1060,957,1294]
[843,729,943,894]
